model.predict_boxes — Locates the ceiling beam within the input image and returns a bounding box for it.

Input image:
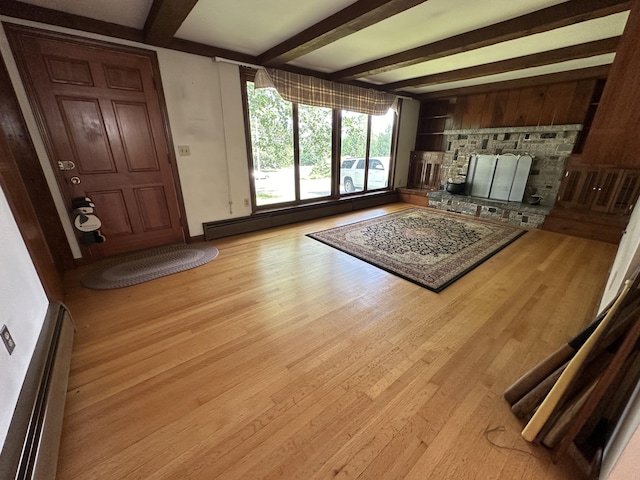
[417,64,610,99]
[0,1,362,83]
[384,36,620,91]
[0,1,618,99]
[144,0,199,46]
[257,0,427,66]
[331,0,631,81]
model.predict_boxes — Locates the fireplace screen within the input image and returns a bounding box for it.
[467,153,532,202]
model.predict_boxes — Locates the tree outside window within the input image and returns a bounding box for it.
[340,109,394,193]
[246,80,396,208]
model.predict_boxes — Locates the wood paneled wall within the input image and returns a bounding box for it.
[0,53,66,299]
[452,80,597,130]
[416,1,640,171]
[416,78,602,152]
[581,0,640,168]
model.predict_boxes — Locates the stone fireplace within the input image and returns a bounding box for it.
[427,124,582,228]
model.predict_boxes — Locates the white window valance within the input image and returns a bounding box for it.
[255,68,398,116]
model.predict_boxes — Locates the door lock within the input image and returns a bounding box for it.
[58,160,76,171]
[70,176,81,185]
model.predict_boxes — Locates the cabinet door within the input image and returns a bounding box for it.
[424,152,443,189]
[610,170,640,215]
[408,151,443,190]
[556,167,600,209]
[408,152,427,189]
[591,168,624,213]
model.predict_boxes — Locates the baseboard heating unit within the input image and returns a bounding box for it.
[0,302,75,480]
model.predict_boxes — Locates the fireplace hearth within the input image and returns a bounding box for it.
[441,124,582,207]
[426,124,582,228]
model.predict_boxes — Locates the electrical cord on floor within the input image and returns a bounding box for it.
[483,425,536,456]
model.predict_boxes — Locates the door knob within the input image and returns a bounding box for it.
[70,176,81,185]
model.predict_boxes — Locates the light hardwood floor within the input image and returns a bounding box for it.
[58,203,617,479]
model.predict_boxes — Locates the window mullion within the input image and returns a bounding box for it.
[364,115,372,191]
[331,109,341,198]
[293,103,300,202]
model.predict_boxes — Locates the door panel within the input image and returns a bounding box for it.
[7,26,185,259]
[114,102,159,172]
[104,65,143,91]
[58,97,117,173]
[44,56,94,85]
[87,190,133,236]
[135,187,172,231]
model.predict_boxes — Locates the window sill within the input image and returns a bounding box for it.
[203,190,399,240]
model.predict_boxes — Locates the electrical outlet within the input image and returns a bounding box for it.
[177,145,191,156]
[1,325,15,354]
[244,198,250,207]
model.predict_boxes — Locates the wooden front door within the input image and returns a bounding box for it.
[6,25,185,259]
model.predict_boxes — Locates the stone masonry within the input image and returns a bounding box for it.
[427,191,551,228]
[442,125,581,207]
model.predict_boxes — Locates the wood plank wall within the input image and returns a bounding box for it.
[416,78,602,152]
[0,56,64,300]
[581,0,640,168]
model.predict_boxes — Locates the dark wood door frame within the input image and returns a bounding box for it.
[3,23,190,261]
[0,52,65,299]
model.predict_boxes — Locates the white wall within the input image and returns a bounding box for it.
[0,15,417,256]
[394,98,419,189]
[599,203,640,313]
[157,51,251,235]
[0,185,49,448]
[599,202,640,480]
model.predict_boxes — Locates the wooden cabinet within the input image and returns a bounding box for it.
[545,165,639,243]
[556,166,640,215]
[408,151,443,190]
[610,170,640,215]
[556,166,608,209]
[591,169,627,213]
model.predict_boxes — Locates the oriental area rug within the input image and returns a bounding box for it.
[81,243,219,290]
[307,208,526,292]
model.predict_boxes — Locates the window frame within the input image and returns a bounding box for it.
[240,67,399,211]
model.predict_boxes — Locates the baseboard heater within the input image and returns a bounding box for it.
[0,302,75,480]
[203,191,399,241]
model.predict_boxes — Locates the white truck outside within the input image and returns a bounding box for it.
[340,157,388,193]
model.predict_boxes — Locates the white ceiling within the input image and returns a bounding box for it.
[20,0,154,29]
[355,12,628,85]
[289,0,569,72]
[176,0,355,55]
[13,0,631,97]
